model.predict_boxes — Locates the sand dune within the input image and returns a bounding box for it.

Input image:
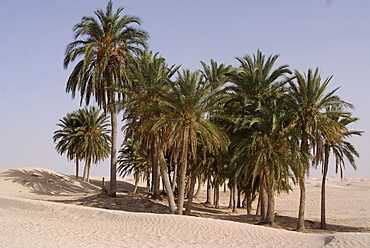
[0,167,369,247]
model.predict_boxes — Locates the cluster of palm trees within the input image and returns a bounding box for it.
[53,107,110,182]
[53,1,361,231]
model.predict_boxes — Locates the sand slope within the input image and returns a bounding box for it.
[0,167,369,247]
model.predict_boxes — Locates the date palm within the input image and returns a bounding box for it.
[53,111,81,179]
[288,68,351,231]
[122,51,179,212]
[227,50,292,223]
[150,69,230,214]
[63,1,148,196]
[316,107,362,229]
[53,107,110,182]
[74,107,111,182]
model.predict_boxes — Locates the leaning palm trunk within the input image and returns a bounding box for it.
[320,143,330,229]
[157,142,176,213]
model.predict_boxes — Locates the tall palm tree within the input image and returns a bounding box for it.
[53,111,81,179]
[288,68,351,231]
[227,50,292,223]
[63,1,148,196]
[122,51,179,212]
[53,107,111,182]
[149,69,230,214]
[316,107,362,229]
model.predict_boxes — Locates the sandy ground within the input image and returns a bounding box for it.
[0,167,369,247]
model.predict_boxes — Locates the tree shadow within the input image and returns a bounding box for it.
[188,202,370,234]
[0,168,98,196]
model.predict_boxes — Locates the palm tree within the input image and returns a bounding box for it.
[53,107,111,182]
[288,68,351,231]
[316,107,362,229]
[227,50,292,223]
[149,69,230,214]
[122,51,179,212]
[75,107,111,182]
[118,139,149,193]
[53,111,81,179]
[63,1,148,196]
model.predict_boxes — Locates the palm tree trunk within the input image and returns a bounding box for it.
[176,130,189,215]
[264,177,275,225]
[157,142,176,214]
[214,176,220,208]
[185,173,196,215]
[297,175,306,231]
[75,157,79,179]
[228,185,233,209]
[83,162,88,182]
[205,176,212,204]
[151,145,160,199]
[172,162,178,193]
[133,172,139,194]
[321,143,330,229]
[259,172,268,222]
[297,131,308,230]
[194,177,202,198]
[109,103,118,197]
[245,188,252,215]
[232,176,238,213]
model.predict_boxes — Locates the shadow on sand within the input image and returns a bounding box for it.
[55,177,370,234]
[0,168,98,196]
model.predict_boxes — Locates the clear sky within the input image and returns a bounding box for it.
[1,0,369,178]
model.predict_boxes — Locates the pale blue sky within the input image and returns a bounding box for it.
[1,0,369,177]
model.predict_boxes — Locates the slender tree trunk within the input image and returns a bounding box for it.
[185,173,196,215]
[86,158,91,183]
[145,171,150,192]
[157,142,176,213]
[264,177,275,225]
[259,172,268,222]
[176,130,189,215]
[75,157,79,179]
[228,186,233,209]
[297,175,306,231]
[133,173,139,194]
[321,143,330,229]
[177,156,188,214]
[237,187,241,208]
[194,177,202,198]
[256,194,261,216]
[109,103,118,197]
[83,162,88,182]
[232,176,238,213]
[205,176,212,204]
[245,188,252,215]
[151,145,160,199]
[214,176,220,208]
[297,131,308,230]
[172,162,178,193]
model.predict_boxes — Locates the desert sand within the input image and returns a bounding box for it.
[0,167,369,247]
